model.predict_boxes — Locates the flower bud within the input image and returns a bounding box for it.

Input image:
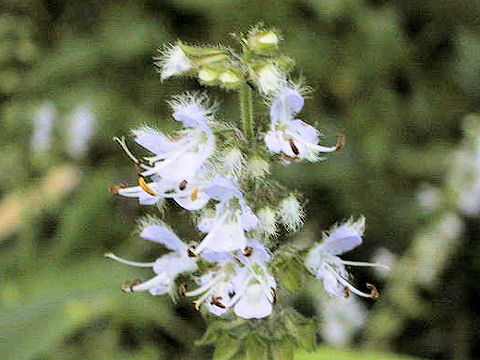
[156,45,192,80]
[219,70,243,89]
[278,195,304,232]
[198,67,219,86]
[246,154,270,180]
[248,30,279,54]
[255,64,284,94]
[223,148,245,178]
[257,207,277,238]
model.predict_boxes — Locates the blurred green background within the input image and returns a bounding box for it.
[1,0,480,359]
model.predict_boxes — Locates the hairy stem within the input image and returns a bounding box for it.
[239,84,254,143]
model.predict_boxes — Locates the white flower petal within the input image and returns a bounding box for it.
[322,270,344,298]
[264,130,283,153]
[233,284,273,319]
[172,104,207,128]
[174,190,210,210]
[140,225,186,252]
[321,225,363,256]
[153,253,197,278]
[270,87,304,123]
[133,127,178,155]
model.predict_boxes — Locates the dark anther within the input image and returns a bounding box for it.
[271,287,278,304]
[289,139,300,156]
[243,246,253,257]
[211,296,226,308]
[187,246,198,258]
[179,180,188,190]
[343,287,350,298]
[366,283,379,298]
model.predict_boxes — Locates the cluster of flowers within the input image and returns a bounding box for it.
[107,26,382,320]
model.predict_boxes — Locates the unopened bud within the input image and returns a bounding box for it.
[246,155,270,180]
[248,30,279,53]
[256,64,284,94]
[198,67,219,85]
[219,70,243,89]
[257,207,277,238]
[278,195,304,232]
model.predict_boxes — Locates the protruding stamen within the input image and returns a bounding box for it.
[340,260,390,271]
[187,245,198,258]
[113,136,141,165]
[109,183,127,194]
[325,263,378,299]
[335,133,346,151]
[366,283,379,298]
[138,176,158,196]
[179,180,188,190]
[344,287,350,298]
[104,253,156,267]
[243,246,253,257]
[289,139,300,155]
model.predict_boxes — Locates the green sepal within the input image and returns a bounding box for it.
[296,320,317,352]
[213,334,242,360]
[245,334,269,360]
[247,30,280,54]
[283,310,317,352]
[270,339,295,360]
[273,255,306,293]
[179,42,228,58]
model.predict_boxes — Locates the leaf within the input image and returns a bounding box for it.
[213,334,242,360]
[271,339,295,360]
[275,257,305,293]
[245,334,269,360]
[196,327,219,346]
[297,321,316,352]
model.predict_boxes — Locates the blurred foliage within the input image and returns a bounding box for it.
[1,0,480,359]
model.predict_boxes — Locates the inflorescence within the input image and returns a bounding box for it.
[106,25,385,320]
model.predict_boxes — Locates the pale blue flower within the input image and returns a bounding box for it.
[106,223,197,296]
[186,258,276,319]
[265,86,337,162]
[305,217,384,298]
[229,265,276,319]
[194,178,258,254]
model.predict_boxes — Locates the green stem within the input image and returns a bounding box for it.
[239,84,254,143]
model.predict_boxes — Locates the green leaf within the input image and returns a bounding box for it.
[213,334,242,360]
[275,257,305,293]
[271,339,295,360]
[297,321,316,352]
[196,327,219,346]
[245,334,269,360]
